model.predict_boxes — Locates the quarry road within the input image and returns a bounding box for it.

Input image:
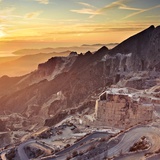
[108,126,160,156]
[56,131,110,155]
[21,126,160,160]
[1,152,7,160]
[17,140,35,160]
[0,146,15,160]
[18,140,53,160]
[90,126,160,159]
[41,131,110,160]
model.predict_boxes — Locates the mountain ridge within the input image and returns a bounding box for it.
[0,25,159,130]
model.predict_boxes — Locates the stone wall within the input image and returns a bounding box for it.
[95,91,154,128]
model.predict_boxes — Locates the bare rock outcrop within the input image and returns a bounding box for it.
[95,88,158,128]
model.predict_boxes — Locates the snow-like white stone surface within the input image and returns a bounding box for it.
[48,56,77,81]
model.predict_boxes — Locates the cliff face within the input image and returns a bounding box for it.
[95,88,157,128]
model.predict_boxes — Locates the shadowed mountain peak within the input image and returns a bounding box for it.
[109,25,156,55]
[85,51,92,56]
[94,46,109,55]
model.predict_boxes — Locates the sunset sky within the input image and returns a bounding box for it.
[0,0,160,53]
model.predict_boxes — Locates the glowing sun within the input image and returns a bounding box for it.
[0,30,6,38]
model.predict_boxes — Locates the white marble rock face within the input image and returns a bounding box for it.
[95,88,158,128]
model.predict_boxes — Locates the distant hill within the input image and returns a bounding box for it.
[0,56,19,64]
[0,51,70,77]
[12,44,117,56]
[12,48,68,56]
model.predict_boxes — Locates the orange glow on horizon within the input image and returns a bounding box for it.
[0,0,159,53]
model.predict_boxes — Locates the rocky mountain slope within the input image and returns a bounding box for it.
[0,25,159,131]
[109,25,160,71]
